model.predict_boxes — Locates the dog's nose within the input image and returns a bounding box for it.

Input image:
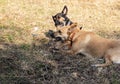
[48,30,55,38]
[55,37,62,41]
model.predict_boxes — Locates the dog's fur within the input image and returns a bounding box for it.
[54,23,120,67]
[52,5,73,28]
[48,6,72,39]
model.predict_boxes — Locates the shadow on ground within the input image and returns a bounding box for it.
[0,39,120,84]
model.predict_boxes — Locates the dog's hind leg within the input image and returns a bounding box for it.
[92,55,112,67]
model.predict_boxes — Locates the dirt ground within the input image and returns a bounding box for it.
[0,39,120,84]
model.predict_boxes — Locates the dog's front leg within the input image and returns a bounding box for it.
[64,49,76,55]
[66,50,74,54]
[60,49,75,55]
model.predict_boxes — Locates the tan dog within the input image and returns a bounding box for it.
[54,23,120,67]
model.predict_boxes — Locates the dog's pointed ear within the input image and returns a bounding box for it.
[52,16,54,19]
[61,5,68,15]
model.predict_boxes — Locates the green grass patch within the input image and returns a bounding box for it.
[20,44,30,50]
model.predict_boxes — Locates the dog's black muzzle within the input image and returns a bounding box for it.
[55,37,62,41]
[46,30,55,38]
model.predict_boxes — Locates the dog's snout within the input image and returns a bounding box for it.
[48,30,55,38]
[55,37,62,41]
[55,21,61,27]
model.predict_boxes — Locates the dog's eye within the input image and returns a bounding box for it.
[58,30,62,34]
[57,16,60,19]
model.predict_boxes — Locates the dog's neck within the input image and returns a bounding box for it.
[62,16,73,26]
[65,18,73,26]
[68,28,80,41]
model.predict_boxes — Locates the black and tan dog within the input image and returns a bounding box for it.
[53,23,120,67]
[52,5,73,28]
[48,5,73,38]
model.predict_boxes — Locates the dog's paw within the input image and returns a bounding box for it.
[98,59,104,61]
[91,64,100,67]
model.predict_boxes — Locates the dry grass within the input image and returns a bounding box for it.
[0,0,120,84]
[0,0,120,43]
